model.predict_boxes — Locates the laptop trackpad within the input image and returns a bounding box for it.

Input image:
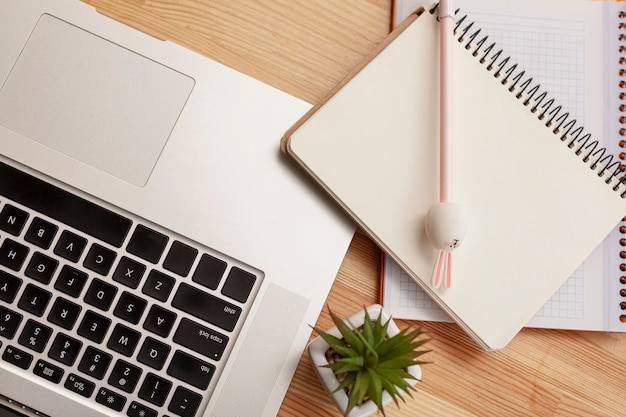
[0,14,194,187]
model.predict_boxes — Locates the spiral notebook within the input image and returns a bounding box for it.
[383,0,626,334]
[281,4,626,350]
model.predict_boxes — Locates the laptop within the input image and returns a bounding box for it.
[0,1,355,416]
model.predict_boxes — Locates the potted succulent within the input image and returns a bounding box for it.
[307,304,430,417]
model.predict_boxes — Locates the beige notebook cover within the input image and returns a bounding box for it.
[281,8,626,350]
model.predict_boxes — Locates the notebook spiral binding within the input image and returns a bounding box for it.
[429,4,626,197]
[617,9,626,324]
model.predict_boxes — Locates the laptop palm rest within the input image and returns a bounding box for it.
[0,14,194,187]
[210,283,309,416]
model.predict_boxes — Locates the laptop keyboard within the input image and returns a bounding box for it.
[0,161,263,417]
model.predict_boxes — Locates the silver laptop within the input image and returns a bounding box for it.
[0,1,354,416]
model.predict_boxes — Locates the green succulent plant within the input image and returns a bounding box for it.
[314,308,431,416]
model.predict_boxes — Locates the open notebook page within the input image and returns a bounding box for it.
[383,0,625,332]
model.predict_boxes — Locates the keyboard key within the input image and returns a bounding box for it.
[78,346,112,380]
[54,230,87,263]
[18,319,52,353]
[96,387,126,412]
[83,243,116,276]
[168,386,202,417]
[108,359,142,393]
[127,401,158,417]
[84,278,118,311]
[0,238,29,271]
[172,283,241,332]
[137,336,171,370]
[2,345,33,369]
[65,373,95,398]
[138,373,172,407]
[0,306,22,339]
[48,333,82,366]
[0,204,28,236]
[47,297,82,330]
[167,350,215,390]
[173,318,228,361]
[142,269,175,302]
[0,270,22,302]
[17,284,52,317]
[163,241,198,277]
[33,359,64,384]
[192,253,227,290]
[0,162,132,247]
[107,323,141,357]
[113,291,147,325]
[54,265,88,298]
[112,256,146,289]
[143,305,177,338]
[25,251,58,284]
[127,225,168,264]
[24,217,58,249]
[77,310,111,343]
[221,267,257,303]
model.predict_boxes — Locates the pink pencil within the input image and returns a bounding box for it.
[425,0,468,289]
[439,0,453,204]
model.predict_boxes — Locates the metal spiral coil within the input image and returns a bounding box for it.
[442,9,626,197]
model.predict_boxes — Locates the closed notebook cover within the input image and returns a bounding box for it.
[281,8,626,350]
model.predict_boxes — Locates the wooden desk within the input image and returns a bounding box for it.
[83,1,626,415]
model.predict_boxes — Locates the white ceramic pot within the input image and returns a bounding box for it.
[307,304,422,417]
